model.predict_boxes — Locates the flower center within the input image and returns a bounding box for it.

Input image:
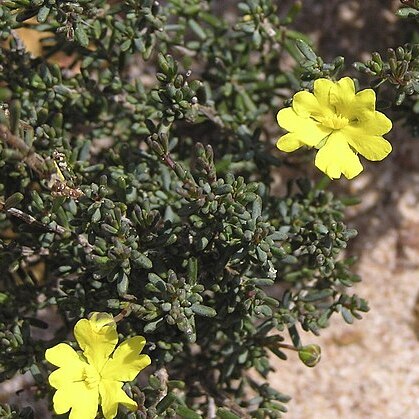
[83,364,101,389]
[321,114,349,130]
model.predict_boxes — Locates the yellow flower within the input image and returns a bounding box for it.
[45,312,151,419]
[276,77,392,179]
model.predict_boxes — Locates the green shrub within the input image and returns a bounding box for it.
[0,1,417,417]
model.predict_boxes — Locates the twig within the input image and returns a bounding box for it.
[0,123,46,176]
[0,124,83,198]
[0,201,66,235]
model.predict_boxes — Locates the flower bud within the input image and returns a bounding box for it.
[298,344,321,367]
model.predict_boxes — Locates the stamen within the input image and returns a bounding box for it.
[321,114,349,130]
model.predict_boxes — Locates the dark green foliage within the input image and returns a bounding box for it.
[397,0,419,21]
[354,44,419,135]
[292,39,345,84]
[0,403,34,419]
[353,2,419,135]
[354,44,419,104]
[0,1,375,417]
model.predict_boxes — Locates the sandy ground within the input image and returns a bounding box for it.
[271,228,419,419]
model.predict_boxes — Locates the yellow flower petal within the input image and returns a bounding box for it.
[313,78,335,107]
[89,312,117,333]
[45,343,84,368]
[99,379,138,419]
[276,133,304,152]
[276,107,303,131]
[292,90,324,118]
[349,110,392,136]
[276,129,331,151]
[48,364,86,389]
[329,77,356,115]
[344,132,392,161]
[335,77,355,95]
[332,77,355,99]
[314,132,363,179]
[52,381,99,418]
[354,89,376,112]
[276,106,331,151]
[102,336,151,382]
[74,314,118,372]
[276,107,331,144]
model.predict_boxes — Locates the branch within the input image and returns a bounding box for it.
[0,124,46,176]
